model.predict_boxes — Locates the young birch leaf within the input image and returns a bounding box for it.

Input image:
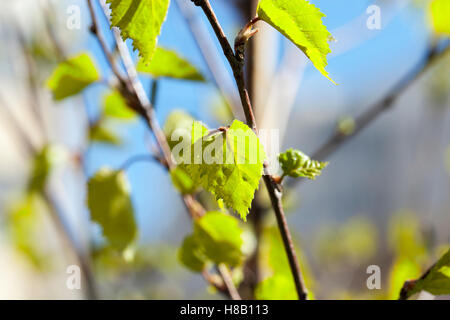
[178,212,244,271]
[137,47,205,81]
[256,0,335,83]
[279,148,328,180]
[87,168,137,252]
[181,121,266,221]
[103,91,136,120]
[107,0,170,64]
[47,53,99,100]
[178,234,207,272]
[405,249,450,298]
[429,0,450,35]
[194,212,244,266]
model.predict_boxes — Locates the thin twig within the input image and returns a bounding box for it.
[86,0,125,84]
[191,0,308,299]
[174,0,241,117]
[192,0,257,131]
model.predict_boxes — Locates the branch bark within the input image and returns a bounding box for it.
[191,0,308,300]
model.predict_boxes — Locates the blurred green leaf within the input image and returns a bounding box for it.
[87,168,137,253]
[429,0,450,35]
[257,227,314,299]
[388,258,421,299]
[315,216,378,266]
[46,53,99,100]
[195,212,244,266]
[170,166,196,195]
[388,211,427,262]
[278,148,328,180]
[257,0,335,83]
[27,145,64,193]
[178,234,207,272]
[103,91,136,120]
[89,122,122,145]
[137,47,205,81]
[255,274,297,300]
[178,212,244,272]
[163,110,195,150]
[107,0,170,64]
[8,196,49,270]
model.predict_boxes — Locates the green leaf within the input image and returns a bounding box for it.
[103,91,136,120]
[170,166,196,194]
[255,274,297,300]
[107,0,170,64]
[180,120,266,221]
[257,0,335,83]
[89,122,122,145]
[178,212,244,271]
[388,258,421,300]
[163,110,195,150]
[194,212,244,266]
[46,53,99,100]
[137,47,205,81]
[407,249,450,298]
[27,145,64,193]
[278,148,328,180]
[429,0,450,35]
[178,234,207,272]
[87,168,137,252]
[8,196,49,270]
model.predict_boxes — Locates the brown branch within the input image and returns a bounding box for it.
[89,0,240,299]
[174,0,241,117]
[191,0,308,299]
[192,0,257,131]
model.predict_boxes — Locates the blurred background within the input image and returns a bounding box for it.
[0,0,449,299]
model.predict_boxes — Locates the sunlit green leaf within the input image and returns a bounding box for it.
[8,196,49,270]
[27,145,65,193]
[103,91,136,120]
[178,234,207,272]
[87,168,137,252]
[170,166,196,194]
[257,227,314,299]
[137,47,205,81]
[178,212,244,271]
[194,212,244,266]
[180,121,266,220]
[278,148,328,180]
[89,122,122,145]
[255,274,297,300]
[46,53,99,100]
[107,0,170,63]
[257,0,335,83]
[163,110,195,150]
